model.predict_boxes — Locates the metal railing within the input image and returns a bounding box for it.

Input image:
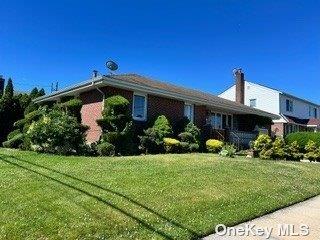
[229,131,240,149]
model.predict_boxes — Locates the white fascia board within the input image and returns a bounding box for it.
[34,75,279,119]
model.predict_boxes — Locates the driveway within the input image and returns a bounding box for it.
[203,195,320,240]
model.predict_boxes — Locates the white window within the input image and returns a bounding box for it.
[286,99,293,112]
[309,106,312,117]
[216,113,222,129]
[133,93,147,121]
[209,113,216,126]
[249,99,257,108]
[184,103,194,122]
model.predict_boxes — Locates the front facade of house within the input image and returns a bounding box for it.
[35,72,278,146]
[219,75,320,136]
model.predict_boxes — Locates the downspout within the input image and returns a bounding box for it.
[91,73,105,108]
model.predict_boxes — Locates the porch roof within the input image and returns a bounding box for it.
[283,115,320,127]
[34,74,279,120]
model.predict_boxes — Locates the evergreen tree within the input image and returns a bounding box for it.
[0,78,15,143]
[2,78,13,101]
[38,88,45,97]
[29,87,39,99]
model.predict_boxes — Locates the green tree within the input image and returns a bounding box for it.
[2,78,13,101]
[38,88,45,97]
[29,87,39,99]
[0,78,15,143]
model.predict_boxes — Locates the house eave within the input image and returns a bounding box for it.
[34,75,279,120]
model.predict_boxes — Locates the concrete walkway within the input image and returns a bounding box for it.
[203,196,320,240]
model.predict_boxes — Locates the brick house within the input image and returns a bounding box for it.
[35,71,278,146]
[219,70,320,137]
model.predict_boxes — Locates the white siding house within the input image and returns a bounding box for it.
[220,78,320,136]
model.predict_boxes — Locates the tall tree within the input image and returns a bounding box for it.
[0,78,15,143]
[2,78,13,101]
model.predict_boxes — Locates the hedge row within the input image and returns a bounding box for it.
[286,132,320,151]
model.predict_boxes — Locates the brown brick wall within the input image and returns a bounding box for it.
[147,95,184,125]
[271,122,285,137]
[194,105,207,128]
[80,90,103,143]
[80,86,134,143]
[79,86,209,142]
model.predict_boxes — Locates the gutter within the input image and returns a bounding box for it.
[34,75,279,120]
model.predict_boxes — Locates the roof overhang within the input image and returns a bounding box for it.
[34,75,279,120]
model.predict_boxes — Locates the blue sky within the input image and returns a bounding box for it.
[0,0,319,103]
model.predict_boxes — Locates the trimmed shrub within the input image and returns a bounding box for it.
[219,144,237,158]
[253,134,272,154]
[97,142,115,156]
[304,140,320,161]
[2,133,24,148]
[259,148,273,160]
[177,122,201,153]
[59,98,83,122]
[163,138,180,153]
[178,132,194,143]
[139,115,172,154]
[189,143,200,152]
[206,139,224,153]
[26,109,87,155]
[272,137,286,160]
[97,95,134,155]
[180,141,190,152]
[287,141,303,161]
[286,132,320,151]
[184,122,201,143]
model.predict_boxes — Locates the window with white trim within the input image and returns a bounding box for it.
[309,106,312,117]
[286,99,293,112]
[133,94,147,121]
[184,103,194,122]
[249,99,257,108]
[314,108,318,119]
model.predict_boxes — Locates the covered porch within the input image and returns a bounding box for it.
[201,107,272,148]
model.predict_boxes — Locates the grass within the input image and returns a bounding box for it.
[1,149,320,239]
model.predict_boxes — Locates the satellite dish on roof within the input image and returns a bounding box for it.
[106,60,118,73]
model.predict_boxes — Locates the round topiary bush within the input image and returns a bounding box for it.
[97,142,116,156]
[206,139,224,153]
[163,137,180,153]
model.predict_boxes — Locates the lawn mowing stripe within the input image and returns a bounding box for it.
[0,155,199,239]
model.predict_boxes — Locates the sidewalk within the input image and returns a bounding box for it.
[203,195,320,240]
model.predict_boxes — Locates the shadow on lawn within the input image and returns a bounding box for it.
[0,154,200,240]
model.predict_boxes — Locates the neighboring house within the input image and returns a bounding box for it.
[35,72,278,146]
[219,70,320,136]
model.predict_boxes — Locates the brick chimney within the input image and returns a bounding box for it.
[0,75,4,96]
[235,69,245,104]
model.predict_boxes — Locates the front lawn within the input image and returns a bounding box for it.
[1,149,320,239]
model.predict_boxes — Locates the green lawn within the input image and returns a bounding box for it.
[1,149,320,240]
